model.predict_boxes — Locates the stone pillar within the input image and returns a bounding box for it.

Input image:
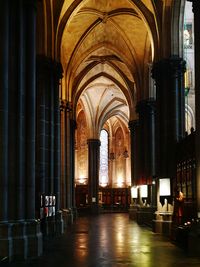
[136,99,156,180]
[54,63,64,233]
[25,0,37,220]
[60,101,67,210]
[66,103,73,210]
[70,119,77,218]
[36,55,63,235]
[36,57,46,202]
[152,56,186,178]
[128,120,139,187]
[0,0,9,224]
[24,0,43,258]
[0,1,43,261]
[87,139,101,214]
[60,101,74,225]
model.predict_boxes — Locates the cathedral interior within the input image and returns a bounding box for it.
[1,0,200,264]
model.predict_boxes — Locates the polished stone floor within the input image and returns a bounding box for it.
[2,213,200,267]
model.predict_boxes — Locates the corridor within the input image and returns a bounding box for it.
[3,213,200,267]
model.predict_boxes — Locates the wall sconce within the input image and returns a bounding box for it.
[140,185,148,198]
[131,186,138,198]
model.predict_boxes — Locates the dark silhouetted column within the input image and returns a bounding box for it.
[87,139,101,214]
[152,56,186,178]
[136,99,156,180]
[0,0,9,223]
[128,120,139,186]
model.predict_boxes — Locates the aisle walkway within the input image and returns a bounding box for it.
[3,213,200,267]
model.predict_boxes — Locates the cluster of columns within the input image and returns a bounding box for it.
[36,55,64,234]
[0,0,42,260]
[129,57,186,210]
[152,56,186,179]
[129,99,156,185]
[60,101,77,224]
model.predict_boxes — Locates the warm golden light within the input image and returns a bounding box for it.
[99,175,108,187]
[117,177,124,188]
[77,175,87,185]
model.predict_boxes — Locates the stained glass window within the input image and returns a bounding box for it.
[99,129,108,187]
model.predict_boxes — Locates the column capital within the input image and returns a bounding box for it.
[60,100,72,112]
[152,56,186,80]
[136,98,156,115]
[87,139,101,146]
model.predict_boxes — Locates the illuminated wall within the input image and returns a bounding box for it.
[75,110,88,185]
[113,127,126,188]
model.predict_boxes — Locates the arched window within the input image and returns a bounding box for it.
[184,1,195,133]
[99,129,109,187]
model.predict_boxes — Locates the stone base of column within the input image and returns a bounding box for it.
[42,217,56,237]
[72,207,78,220]
[137,206,156,227]
[0,220,42,262]
[62,209,74,228]
[26,220,43,259]
[55,211,64,235]
[41,212,64,236]
[152,211,173,236]
[129,204,138,221]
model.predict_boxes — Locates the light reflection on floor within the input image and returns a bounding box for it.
[4,213,200,267]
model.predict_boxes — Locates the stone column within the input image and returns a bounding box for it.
[54,63,62,210]
[24,0,37,221]
[136,99,156,179]
[24,0,43,258]
[0,0,9,223]
[70,119,77,218]
[36,56,46,203]
[60,101,67,210]
[128,120,139,187]
[60,101,74,225]
[152,56,186,178]
[36,56,63,234]
[0,1,43,261]
[66,103,73,210]
[87,139,101,214]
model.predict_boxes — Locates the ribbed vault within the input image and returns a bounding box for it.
[55,0,161,137]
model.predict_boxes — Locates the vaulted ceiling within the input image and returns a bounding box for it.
[54,0,161,136]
